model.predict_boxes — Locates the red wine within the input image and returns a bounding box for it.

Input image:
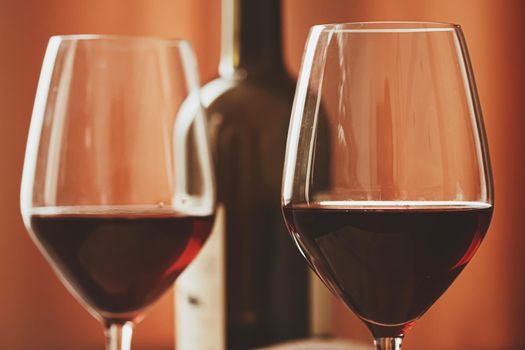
[29,207,214,322]
[283,201,492,337]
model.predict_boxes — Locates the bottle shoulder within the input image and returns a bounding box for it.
[201,75,295,127]
[201,75,295,108]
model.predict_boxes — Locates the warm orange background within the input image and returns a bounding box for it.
[0,0,523,349]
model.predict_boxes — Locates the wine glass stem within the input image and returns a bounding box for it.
[105,322,134,350]
[374,337,403,350]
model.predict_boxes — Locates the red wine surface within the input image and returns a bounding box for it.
[283,201,492,335]
[29,207,214,321]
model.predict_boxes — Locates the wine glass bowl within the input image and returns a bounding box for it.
[282,22,493,348]
[20,35,215,349]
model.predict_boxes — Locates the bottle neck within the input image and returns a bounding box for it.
[219,0,285,78]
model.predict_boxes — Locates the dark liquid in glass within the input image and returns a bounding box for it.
[30,210,214,321]
[283,202,492,336]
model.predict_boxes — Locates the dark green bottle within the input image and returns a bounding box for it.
[175,0,324,348]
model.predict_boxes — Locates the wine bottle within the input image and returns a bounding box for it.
[175,0,333,348]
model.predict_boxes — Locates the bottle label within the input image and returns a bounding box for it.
[309,271,336,337]
[175,205,226,350]
[175,205,335,348]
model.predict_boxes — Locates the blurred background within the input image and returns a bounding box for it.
[0,0,523,349]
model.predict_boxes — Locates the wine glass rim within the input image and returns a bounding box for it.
[49,34,190,47]
[313,21,460,33]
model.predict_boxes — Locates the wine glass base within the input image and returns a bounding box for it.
[364,319,414,338]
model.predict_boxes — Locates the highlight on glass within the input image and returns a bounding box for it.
[281,22,493,349]
[20,35,215,350]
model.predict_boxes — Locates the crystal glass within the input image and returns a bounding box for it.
[282,22,493,349]
[20,35,215,350]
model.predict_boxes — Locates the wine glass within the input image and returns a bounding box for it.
[282,22,493,349]
[20,35,215,350]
